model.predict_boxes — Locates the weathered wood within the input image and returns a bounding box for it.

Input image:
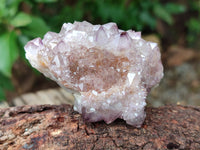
[59,88,74,105]
[12,97,25,106]
[0,101,9,108]
[0,104,199,149]
[11,88,74,107]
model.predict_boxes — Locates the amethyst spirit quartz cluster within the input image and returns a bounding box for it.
[24,21,163,127]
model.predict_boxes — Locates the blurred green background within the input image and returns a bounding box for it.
[0,0,200,105]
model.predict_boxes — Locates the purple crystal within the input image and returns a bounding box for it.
[24,21,163,127]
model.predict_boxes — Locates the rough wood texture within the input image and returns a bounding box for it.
[0,104,199,150]
[0,102,9,109]
[11,88,74,107]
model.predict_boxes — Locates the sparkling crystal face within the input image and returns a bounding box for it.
[65,48,130,92]
[24,21,163,127]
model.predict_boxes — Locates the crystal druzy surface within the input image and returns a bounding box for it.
[24,21,163,127]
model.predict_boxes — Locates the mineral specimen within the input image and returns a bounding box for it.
[24,21,163,127]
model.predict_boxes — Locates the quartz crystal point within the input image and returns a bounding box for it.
[24,21,163,127]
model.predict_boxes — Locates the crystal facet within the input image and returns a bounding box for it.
[24,21,163,127]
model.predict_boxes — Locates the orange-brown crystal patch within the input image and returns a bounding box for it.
[67,48,129,92]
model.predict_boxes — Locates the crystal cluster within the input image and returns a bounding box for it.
[24,21,163,127]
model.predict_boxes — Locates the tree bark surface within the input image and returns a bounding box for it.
[0,104,199,150]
